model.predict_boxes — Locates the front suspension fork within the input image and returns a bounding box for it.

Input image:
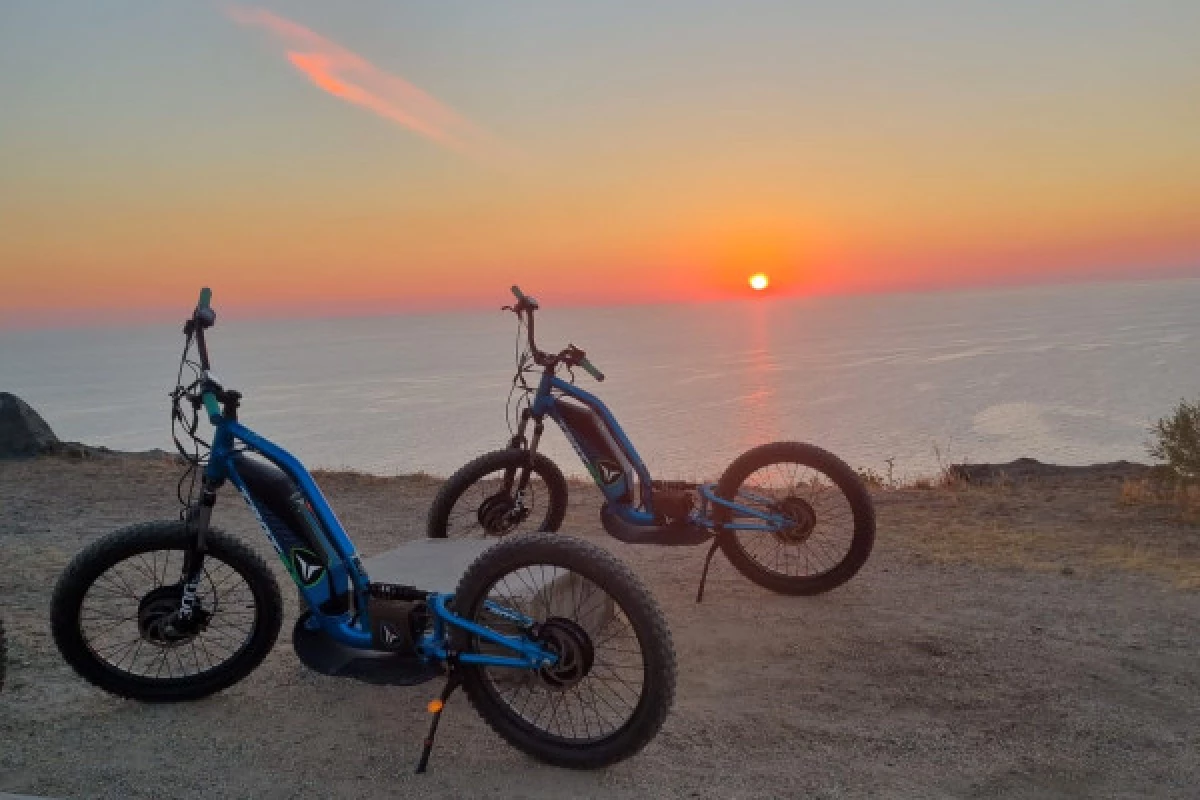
[506,410,544,501]
[178,477,220,622]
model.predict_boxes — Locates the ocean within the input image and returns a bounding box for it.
[4,278,1198,483]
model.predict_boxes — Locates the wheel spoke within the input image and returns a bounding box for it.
[473,562,648,744]
[728,456,861,580]
[442,461,557,538]
[79,545,260,683]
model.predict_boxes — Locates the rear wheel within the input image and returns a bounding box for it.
[427,449,569,539]
[713,442,875,595]
[51,521,283,701]
[453,533,676,768]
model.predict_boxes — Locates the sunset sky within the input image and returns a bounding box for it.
[2,1,1198,326]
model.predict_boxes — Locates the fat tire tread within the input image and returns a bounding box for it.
[50,520,283,702]
[714,441,876,595]
[452,533,675,768]
[0,617,7,693]
[426,450,569,539]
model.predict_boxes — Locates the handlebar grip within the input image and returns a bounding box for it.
[202,392,222,420]
[511,285,526,302]
[192,288,215,371]
[579,357,605,382]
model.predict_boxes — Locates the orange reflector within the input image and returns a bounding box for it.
[427,699,444,713]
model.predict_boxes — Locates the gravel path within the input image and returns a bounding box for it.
[1,455,1198,799]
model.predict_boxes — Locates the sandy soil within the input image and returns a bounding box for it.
[1,453,1198,799]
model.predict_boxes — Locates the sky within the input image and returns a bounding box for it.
[2,0,1198,326]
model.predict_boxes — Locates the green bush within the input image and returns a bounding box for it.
[1149,398,1200,478]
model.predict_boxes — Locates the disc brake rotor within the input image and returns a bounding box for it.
[137,584,208,645]
[535,617,595,691]
[477,491,529,535]
[772,496,818,544]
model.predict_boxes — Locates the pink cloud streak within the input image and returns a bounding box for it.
[228,6,495,158]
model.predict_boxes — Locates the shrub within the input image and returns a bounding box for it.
[856,467,885,488]
[856,457,896,490]
[1149,398,1200,478]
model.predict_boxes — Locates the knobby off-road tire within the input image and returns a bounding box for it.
[453,533,676,768]
[713,441,876,596]
[427,449,569,539]
[0,616,7,692]
[51,521,283,702]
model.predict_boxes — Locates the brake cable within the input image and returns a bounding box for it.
[168,329,213,519]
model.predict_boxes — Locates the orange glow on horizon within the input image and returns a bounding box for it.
[1,6,1197,327]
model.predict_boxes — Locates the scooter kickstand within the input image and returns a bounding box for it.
[415,667,463,774]
[694,536,722,603]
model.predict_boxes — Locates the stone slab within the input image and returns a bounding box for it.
[362,537,615,633]
[361,538,495,594]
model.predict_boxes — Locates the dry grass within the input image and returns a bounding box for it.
[1093,541,1200,590]
[858,448,974,492]
[1119,475,1200,524]
[310,467,441,487]
[877,471,1200,590]
[22,452,1199,589]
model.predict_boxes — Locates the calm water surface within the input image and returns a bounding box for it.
[4,279,1198,482]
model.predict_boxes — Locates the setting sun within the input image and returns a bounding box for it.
[748,273,770,291]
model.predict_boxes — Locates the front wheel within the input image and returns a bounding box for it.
[427,449,569,539]
[51,521,284,702]
[453,533,676,768]
[713,442,876,595]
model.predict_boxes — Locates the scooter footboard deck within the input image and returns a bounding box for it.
[362,539,495,594]
[361,537,617,637]
[362,537,616,627]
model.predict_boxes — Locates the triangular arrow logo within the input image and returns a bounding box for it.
[382,623,400,646]
[291,549,324,586]
[596,461,622,485]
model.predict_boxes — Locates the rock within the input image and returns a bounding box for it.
[0,392,60,458]
[948,458,1151,485]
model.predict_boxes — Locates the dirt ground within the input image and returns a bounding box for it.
[1,454,1198,799]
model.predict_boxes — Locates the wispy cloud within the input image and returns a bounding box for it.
[228,5,498,159]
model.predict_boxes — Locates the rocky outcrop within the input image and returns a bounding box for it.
[0,393,60,458]
[948,457,1153,485]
